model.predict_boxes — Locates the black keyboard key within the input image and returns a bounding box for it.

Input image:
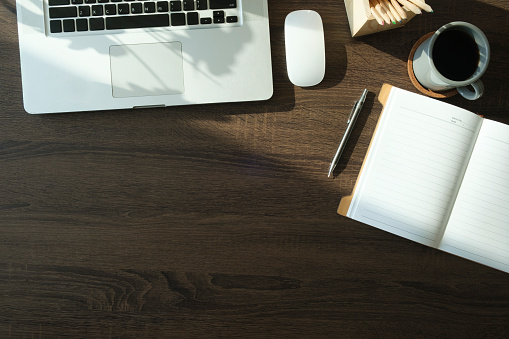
[171,12,185,25]
[183,0,193,10]
[63,19,75,31]
[187,12,198,25]
[106,14,169,29]
[78,5,90,16]
[89,17,105,30]
[49,7,77,18]
[91,4,103,15]
[226,15,237,23]
[170,1,181,11]
[117,3,129,14]
[144,2,156,13]
[49,0,70,6]
[209,0,236,9]
[196,0,206,10]
[213,10,224,23]
[200,17,211,24]
[98,0,109,3]
[50,20,62,32]
[76,18,88,30]
[131,3,142,13]
[84,0,96,4]
[71,0,83,4]
[157,1,168,12]
[104,4,116,14]
[111,0,122,2]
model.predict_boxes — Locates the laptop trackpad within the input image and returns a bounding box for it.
[110,42,185,98]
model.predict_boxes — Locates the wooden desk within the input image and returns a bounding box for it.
[1,0,508,337]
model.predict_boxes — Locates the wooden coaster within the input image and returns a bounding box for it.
[407,32,458,98]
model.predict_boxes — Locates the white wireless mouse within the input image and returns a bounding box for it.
[284,10,326,87]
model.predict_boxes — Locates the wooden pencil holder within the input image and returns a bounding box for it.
[344,0,416,37]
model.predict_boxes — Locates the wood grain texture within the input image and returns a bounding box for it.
[1,0,509,337]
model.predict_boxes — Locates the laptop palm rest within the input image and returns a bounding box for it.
[109,42,185,98]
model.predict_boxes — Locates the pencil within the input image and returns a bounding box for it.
[369,0,389,25]
[390,0,407,20]
[369,2,385,25]
[408,0,433,13]
[396,0,422,14]
[370,0,391,24]
[382,0,402,22]
[376,0,396,24]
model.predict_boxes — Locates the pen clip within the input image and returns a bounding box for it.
[347,100,359,124]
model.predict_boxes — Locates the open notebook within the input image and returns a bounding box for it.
[338,85,509,273]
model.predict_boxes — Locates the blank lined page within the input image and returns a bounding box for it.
[440,120,509,273]
[348,88,483,247]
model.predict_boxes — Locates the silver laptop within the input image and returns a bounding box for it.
[16,0,273,114]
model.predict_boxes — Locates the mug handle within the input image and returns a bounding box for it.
[457,79,484,100]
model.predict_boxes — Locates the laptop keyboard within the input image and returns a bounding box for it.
[47,0,240,34]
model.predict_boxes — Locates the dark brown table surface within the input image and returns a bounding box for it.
[1,0,508,337]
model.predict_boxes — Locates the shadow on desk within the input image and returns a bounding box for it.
[329,91,376,178]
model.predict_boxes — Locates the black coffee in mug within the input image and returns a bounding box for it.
[432,29,480,81]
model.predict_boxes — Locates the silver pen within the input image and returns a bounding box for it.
[328,89,368,178]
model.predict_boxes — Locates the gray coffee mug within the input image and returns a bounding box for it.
[413,22,490,100]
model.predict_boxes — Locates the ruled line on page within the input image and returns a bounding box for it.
[401,106,479,133]
[373,172,454,200]
[366,194,447,220]
[378,156,459,186]
[386,139,467,166]
[467,184,509,205]
[395,112,476,143]
[442,243,509,269]
[458,198,509,221]
[366,202,444,228]
[361,215,439,242]
[441,233,509,262]
[372,178,451,204]
[449,217,509,248]
[373,162,457,196]
[391,117,474,148]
